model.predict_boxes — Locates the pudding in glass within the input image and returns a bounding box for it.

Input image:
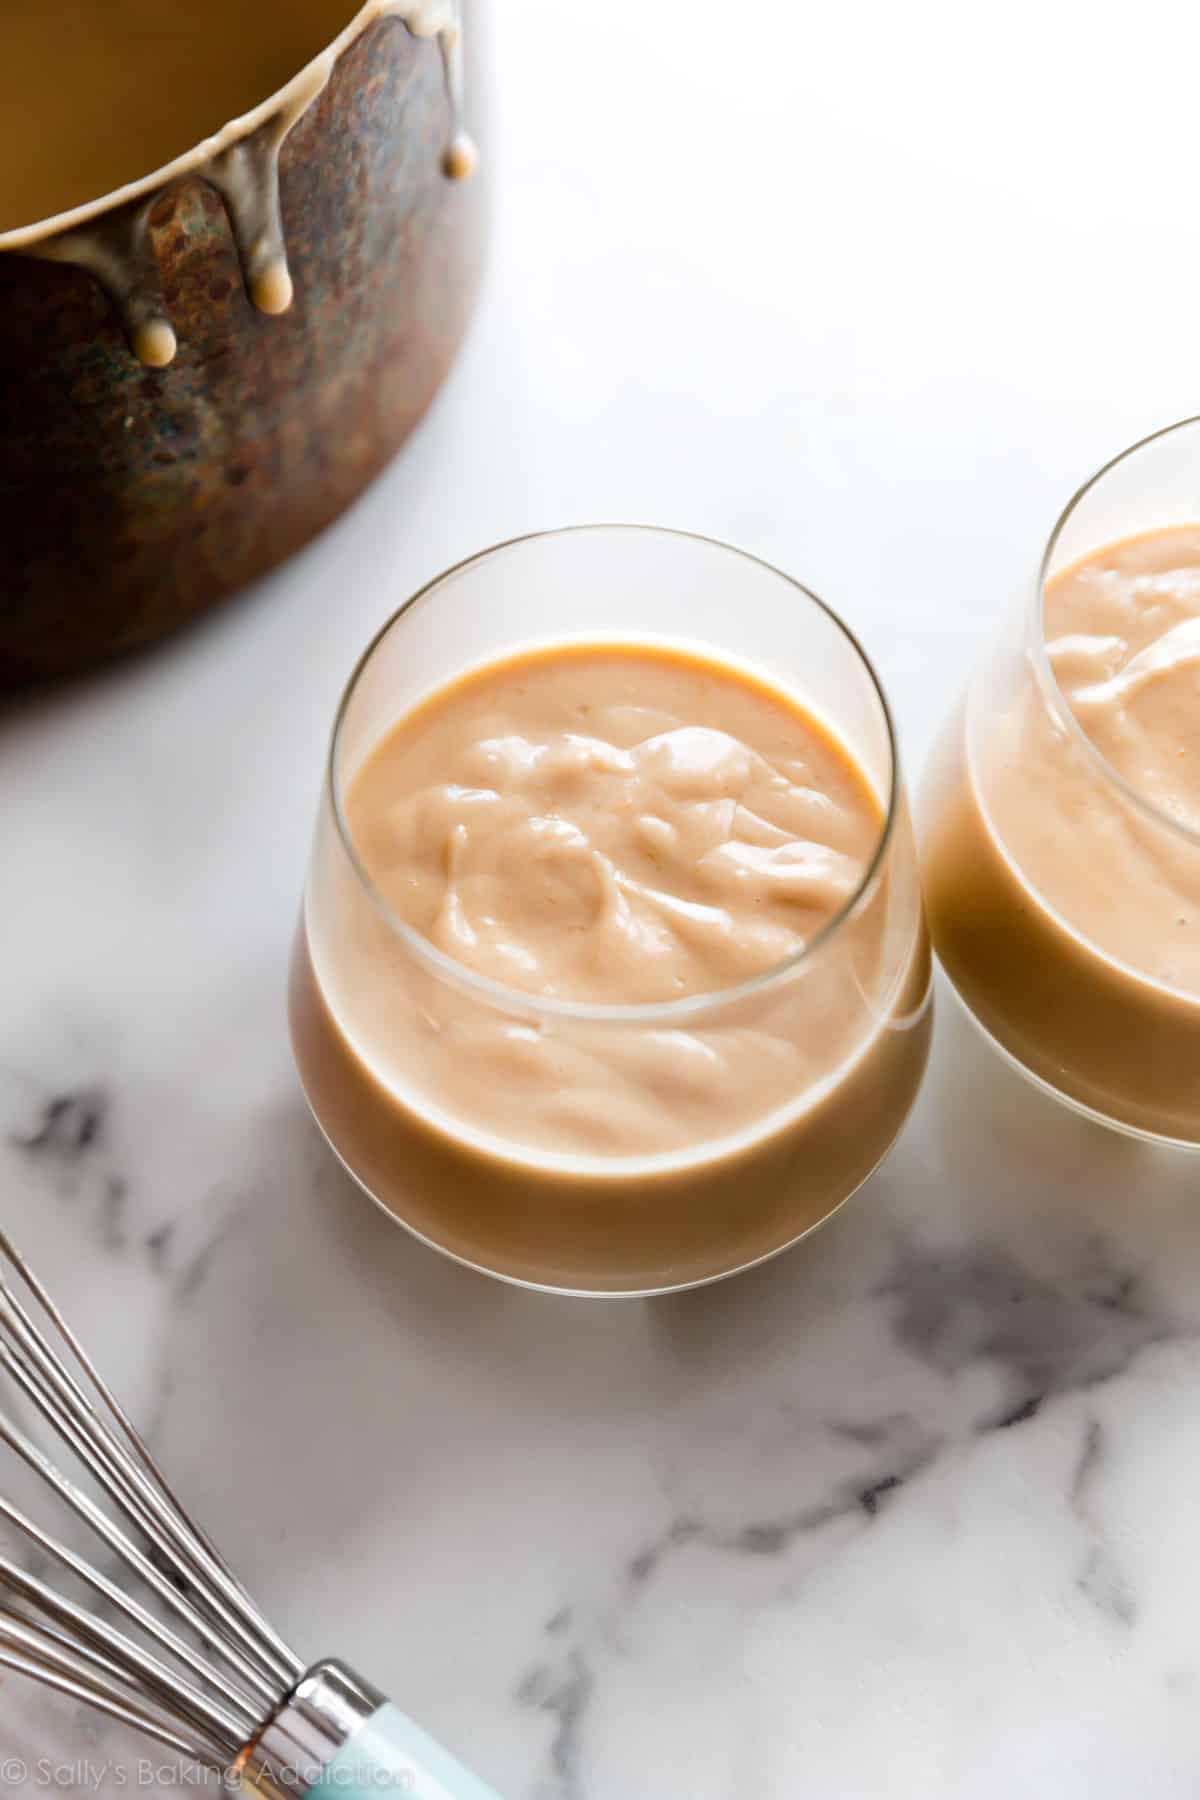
[291,527,932,1293]
[920,421,1200,1143]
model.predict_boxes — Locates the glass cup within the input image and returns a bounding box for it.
[919,417,1200,1146]
[290,526,932,1294]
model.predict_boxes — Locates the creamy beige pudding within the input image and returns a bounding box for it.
[291,640,931,1291]
[0,0,474,364]
[0,0,359,233]
[921,525,1200,1141]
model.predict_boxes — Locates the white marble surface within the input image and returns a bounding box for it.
[5,0,1200,1793]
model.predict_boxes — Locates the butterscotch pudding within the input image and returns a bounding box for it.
[0,0,360,236]
[291,528,931,1293]
[920,421,1200,1143]
[0,0,472,355]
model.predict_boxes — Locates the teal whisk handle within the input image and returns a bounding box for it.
[236,1660,502,1800]
[307,1701,501,1799]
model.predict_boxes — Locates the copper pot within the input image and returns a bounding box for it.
[0,6,484,684]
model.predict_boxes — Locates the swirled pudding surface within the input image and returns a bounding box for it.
[1044,525,1200,840]
[293,639,930,1287]
[346,642,880,1005]
[920,526,1200,1142]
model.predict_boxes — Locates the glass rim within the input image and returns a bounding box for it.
[1033,412,1200,853]
[325,522,903,1027]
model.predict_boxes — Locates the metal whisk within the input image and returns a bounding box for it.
[0,1229,498,1799]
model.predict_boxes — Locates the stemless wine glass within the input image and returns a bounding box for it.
[290,525,932,1295]
[920,417,1200,1146]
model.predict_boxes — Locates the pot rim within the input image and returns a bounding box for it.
[0,0,445,250]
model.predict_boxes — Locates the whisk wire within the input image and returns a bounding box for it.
[0,1320,276,1696]
[0,1228,299,1681]
[0,1228,316,1775]
[0,1472,261,1726]
[0,1591,230,1756]
[0,1232,499,1800]
[0,1601,198,1726]
[0,1268,296,1694]
[0,1284,202,1572]
[0,1396,273,1706]
[0,1634,224,1767]
[0,1544,246,1751]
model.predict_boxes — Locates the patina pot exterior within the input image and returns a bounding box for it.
[0,10,483,684]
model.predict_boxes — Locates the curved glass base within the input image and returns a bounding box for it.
[290,917,935,1297]
[941,973,1200,1153]
[297,1072,929,1301]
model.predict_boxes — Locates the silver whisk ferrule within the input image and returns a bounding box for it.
[233,1661,385,1798]
[0,1225,498,1799]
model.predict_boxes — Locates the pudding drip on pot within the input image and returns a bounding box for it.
[0,0,476,367]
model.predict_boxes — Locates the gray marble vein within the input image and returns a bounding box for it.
[6,6,1200,1794]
